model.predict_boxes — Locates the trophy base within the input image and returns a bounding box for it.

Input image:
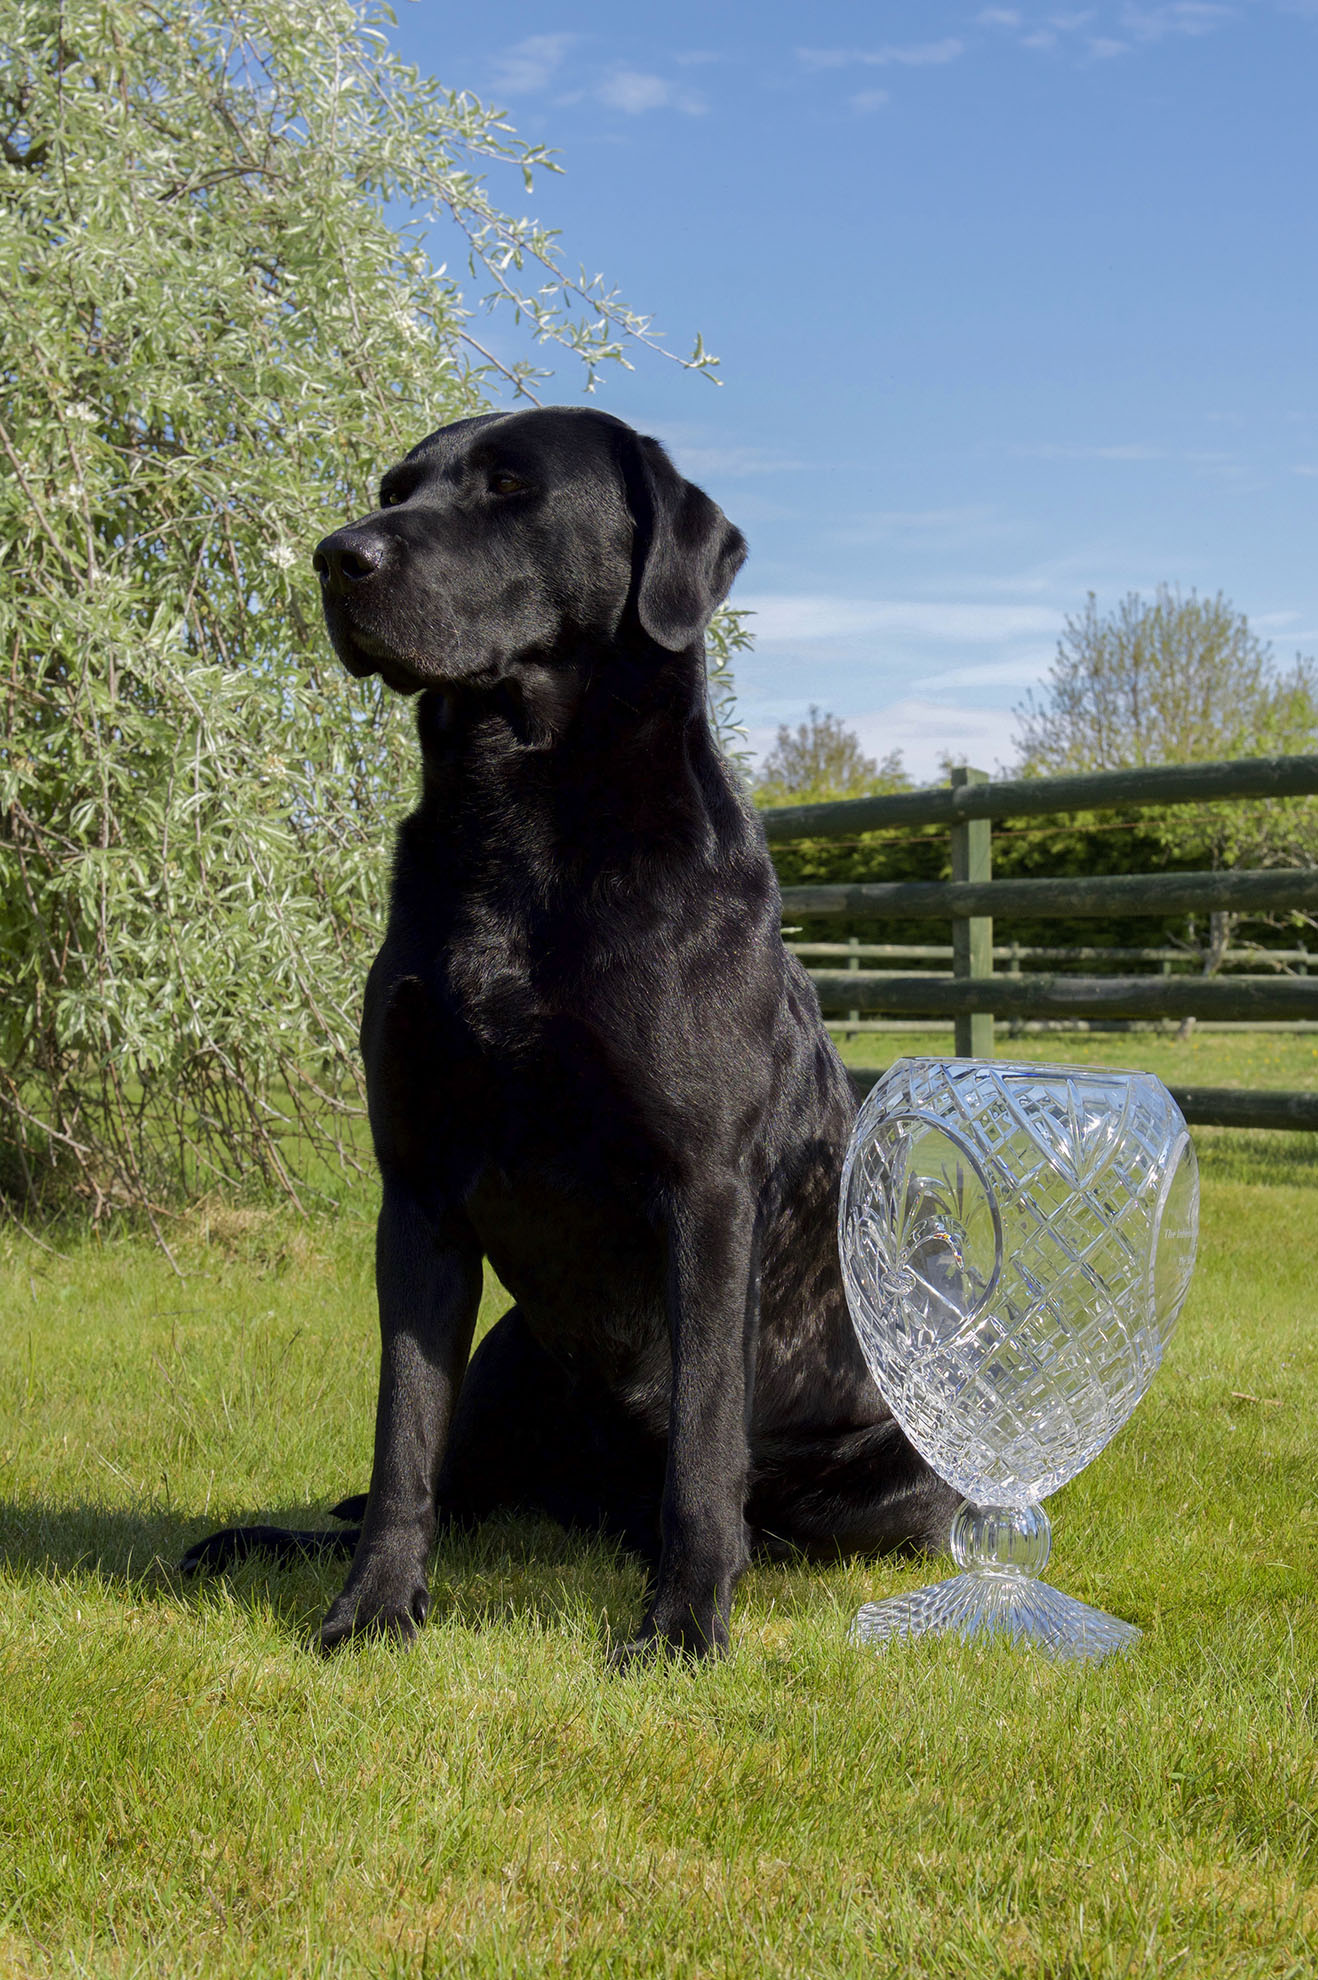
[850,1568,1140,1663]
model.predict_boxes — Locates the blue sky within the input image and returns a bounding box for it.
[386,2,1318,780]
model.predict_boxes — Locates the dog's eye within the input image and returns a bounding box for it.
[380,489,403,508]
[489,470,527,497]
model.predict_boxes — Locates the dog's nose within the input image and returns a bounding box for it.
[312,528,386,596]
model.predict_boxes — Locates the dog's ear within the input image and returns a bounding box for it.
[624,433,748,652]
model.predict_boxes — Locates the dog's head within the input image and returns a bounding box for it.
[312,408,747,702]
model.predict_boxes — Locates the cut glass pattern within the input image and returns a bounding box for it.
[840,1057,1198,1661]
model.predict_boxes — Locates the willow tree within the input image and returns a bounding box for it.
[0,0,739,1225]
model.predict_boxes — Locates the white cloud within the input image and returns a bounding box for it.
[873,37,966,65]
[1120,3,1235,40]
[596,68,706,114]
[736,595,1061,643]
[1083,443,1165,460]
[490,34,575,96]
[489,40,708,115]
[977,8,1023,23]
[1021,441,1165,460]
[1293,465,1318,478]
[978,574,1055,594]
[798,39,965,70]
[1252,612,1318,644]
[1013,4,1232,56]
[735,595,1069,781]
[744,702,1023,782]
[851,88,891,111]
[854,700,1023,781]
[919,651,1059,689]
[597,69,669,111]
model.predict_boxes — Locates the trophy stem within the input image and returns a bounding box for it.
[851,1501,1142,1663]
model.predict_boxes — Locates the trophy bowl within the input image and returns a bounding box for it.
[839,1057,1199,1661]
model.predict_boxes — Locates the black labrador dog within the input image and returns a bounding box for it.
[182,407,955,1660]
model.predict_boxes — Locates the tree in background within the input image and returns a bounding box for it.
[1012,587,1318,982]
[0,0,733,1226]
[1013,587,1318,774]
[753,706,909,807]
[768,602,1318,967]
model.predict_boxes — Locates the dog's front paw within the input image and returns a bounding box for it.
[608,1605,731,1669]
[318,1574,430,1652]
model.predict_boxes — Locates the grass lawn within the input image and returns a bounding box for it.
[1,1032,1315,1977]
[830,1022,1318,1095]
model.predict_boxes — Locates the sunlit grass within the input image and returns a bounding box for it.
[1,1045,1315,1977]
[830,1022,1318,1093]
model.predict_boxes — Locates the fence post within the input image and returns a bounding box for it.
[847,933,859,1040]
[950,765,994,1057]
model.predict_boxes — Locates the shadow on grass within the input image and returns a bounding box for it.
[0,1496,649,1647]
[1194,1126,1318,1187]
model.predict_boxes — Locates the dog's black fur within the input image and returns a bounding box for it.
[181,407,955,1660]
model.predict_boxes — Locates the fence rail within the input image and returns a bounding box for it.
[763,752,1318,1134]
[762,751,1318,841]
[787,941,1316,967]
[780,867,1318,922]
[844,1068,1318,1132]
[808,970,1318,1024]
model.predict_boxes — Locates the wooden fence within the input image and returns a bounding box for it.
[762,752,1318,1133]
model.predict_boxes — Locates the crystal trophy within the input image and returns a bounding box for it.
[839,1058,1198,1661]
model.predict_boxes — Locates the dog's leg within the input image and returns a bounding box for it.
[179,1488,362,1579]
[437,1306,665,1563]
[180,1521,360,1575]
[614,1183,757,1664]
[319,1189,482,1650]
[747,1420,960,1562]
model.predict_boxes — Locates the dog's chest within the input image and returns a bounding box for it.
[370,921,671,1187]
[466,1165,671,1408]
[367,919,675,1398]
